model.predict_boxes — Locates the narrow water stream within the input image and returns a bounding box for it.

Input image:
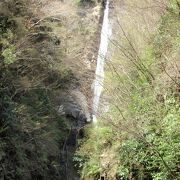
[92,0,111,123]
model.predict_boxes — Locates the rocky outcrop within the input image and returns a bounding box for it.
[57,89,91,126]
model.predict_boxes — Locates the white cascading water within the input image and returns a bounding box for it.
[92,0,111,123]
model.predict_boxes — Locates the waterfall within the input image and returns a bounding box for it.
[92,0,111,123]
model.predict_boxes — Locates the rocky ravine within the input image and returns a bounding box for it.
[37,0,105,125]
[35,0,106,178]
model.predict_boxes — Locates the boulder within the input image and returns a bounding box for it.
[57,89,91,126]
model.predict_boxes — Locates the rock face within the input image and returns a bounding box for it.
[39,0,104,127]
[57,89,91,126]
[57,89,91,179]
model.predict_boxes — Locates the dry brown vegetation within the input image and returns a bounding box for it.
[0,0,107,178]
[75,0,180,179]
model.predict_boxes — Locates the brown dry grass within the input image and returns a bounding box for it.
[103,0,167,107]
[28,0,104,109]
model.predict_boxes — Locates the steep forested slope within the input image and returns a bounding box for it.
[0,0,105,179]
[1,0,179,179]
[0,0,74,179]
[76,0,180,179]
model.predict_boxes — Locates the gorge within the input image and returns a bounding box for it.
[0,0,179,179]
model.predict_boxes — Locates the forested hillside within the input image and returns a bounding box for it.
[0,0,74,179]
[0,0,179,180]
[0,0,103,179]
[75,0,180,179]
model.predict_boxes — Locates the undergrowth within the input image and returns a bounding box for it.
[0,0,74,179]
[75,1,180,179]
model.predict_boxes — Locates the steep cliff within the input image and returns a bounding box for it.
[0,0,104,179]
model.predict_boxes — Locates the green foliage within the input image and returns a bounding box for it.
[0,0,74,179]
[154,10,180,58]
[0,23,16,65]
[76,2,180,179]
[116,96,179,179]
[168,0,180,14]
[2,45,16,64]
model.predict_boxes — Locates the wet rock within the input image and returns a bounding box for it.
[66,128,78,146]
[73,176,80,180]
[57,89,91,126]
